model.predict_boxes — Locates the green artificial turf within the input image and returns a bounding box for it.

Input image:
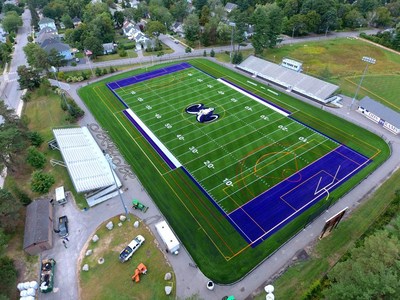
[78,59,389,283]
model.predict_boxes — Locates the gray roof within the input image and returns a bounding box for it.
[72,16,81,23]
[359,97,400,128]
[225,2,238,12]
[42,40,70,53]
[37,26,57,36]
[238,55,339,102]
[23,199,51,249]
[102,42,115,51]
[38,17,55,25]
[36,32,59,45]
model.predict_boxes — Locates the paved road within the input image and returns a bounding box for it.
[41,56,399,300]
[0,9,31,113]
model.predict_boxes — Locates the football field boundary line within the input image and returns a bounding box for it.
[123,108,182,169]
[217,78,291,116]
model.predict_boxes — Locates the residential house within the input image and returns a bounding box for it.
[42,39,73,60]
[72,16,82,28]
[129,0,140,8]
[171,22,184,37]
[102,42,116,55]
[23,199,54,255]
[224,2,238,14]
[122,21,136,36]
[38,17,56,31]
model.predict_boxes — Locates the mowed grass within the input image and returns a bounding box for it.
[80,215,175,300]
[262,38,400,110]
[114,67,337,213]
[78,59,389,283]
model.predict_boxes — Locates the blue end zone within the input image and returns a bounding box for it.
[227,145,370,246]
[107,62,191,89]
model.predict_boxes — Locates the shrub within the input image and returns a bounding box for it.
[203,50,207,57]
[13,188,32,206]
[210,49,215,57]
[26,146,46,169]
[30,171,55,194]
[119,48,127,57]
[28,131,44,147]
[95,67,102,76]
[71,61,77,67]
[185,46,192,53]
[57,71,65,80]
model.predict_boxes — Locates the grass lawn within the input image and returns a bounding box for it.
[93,50,138,63]
[258,166,400,300]
[18,84,87,208]
[260,38,400,110]
[79,215,175,300]
[78,59,389,283]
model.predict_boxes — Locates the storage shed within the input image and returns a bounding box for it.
[23,199,54,255]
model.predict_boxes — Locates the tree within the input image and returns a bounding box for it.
[89,12,115,42]
[0,43,12,68]
[145,20,166,37]
[184,14,200,44]
[210,49,215,57]
[325,230,400,299]
[251,4,284,54]
[2,3,24,15]
[149,5,173,28]
[30,171,55,194]
[374,7,391,27]
[217,21,230,43]
[344,9,364,29]
[199,5,210,26]
[0,257,18,299]
[83,36,104,58]
[42,0,68,21]
[61,14,74,29]
[0,188,21,232]
[113,11,124,28]
[2,11,22,33]
[169,0,188,22]
[17,66,42,90]
[48,48,67,69]
[23,43,51,71]
[26,146,46,169]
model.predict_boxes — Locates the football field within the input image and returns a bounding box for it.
[106,62,370,246]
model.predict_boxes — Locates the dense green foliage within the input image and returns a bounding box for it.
[30,170,55,193]
[26,146,46,169]
[0,256,18,299]
[78,59,389,283]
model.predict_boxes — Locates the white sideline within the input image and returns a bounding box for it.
[217,78,289,117]
[125,109,182,168]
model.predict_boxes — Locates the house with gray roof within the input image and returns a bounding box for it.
[102,42,116,55]
[23,199,54,255]
[42,39,73,60]
[357,97,400,135]
[38,17,56,31]
[224,2,238,13]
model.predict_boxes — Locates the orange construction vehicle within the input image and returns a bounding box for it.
[131,263,147,283]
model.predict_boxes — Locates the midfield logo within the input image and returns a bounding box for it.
[185,104,219,123]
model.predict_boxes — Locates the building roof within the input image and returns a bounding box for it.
[72,16,81,23]
[36,31,58,45]
[42,39,70,53]
[38,17,55,25]
[224,2,238,12]
[238,55,339,103]
[102,42,115,51]
[359,97,400,128]
[52,127,117,193]
[23,199,51,249]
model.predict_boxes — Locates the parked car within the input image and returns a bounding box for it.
[58,216,69,237]
[119,235,145,262]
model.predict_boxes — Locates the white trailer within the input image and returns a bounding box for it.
[155,221,180,255]
[55,186,67,205]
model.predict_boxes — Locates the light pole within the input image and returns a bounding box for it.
[349,56,376,111]
[105,153,130,220]
[229,22,236,59]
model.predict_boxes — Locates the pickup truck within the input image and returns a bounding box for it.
[119,235,145,262]
[39,258,56,293]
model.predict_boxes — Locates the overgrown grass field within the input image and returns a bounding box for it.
[261,38,400,111]
[78,59,389,283]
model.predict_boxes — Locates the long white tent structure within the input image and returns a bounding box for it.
[237,55,339,103]
[52,127,121,206]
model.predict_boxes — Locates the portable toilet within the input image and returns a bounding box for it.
[55,186,67,205]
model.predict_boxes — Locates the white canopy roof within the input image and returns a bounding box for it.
[52,127,116,193]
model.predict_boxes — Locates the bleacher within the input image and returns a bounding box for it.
[237,56,339,103]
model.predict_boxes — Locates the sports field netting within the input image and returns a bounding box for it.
[106,63,370,247]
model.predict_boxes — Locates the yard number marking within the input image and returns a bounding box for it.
[230,98,237,103]
[188,73,193,76]
[155,113,162,119]
[203,160,214,169]
[146,105,152,110]
[260,115,269,121]
[278,125,288,131]
[245,106,252,111]
[176,134,184,140]
[131,91,136,95]
[207,84,213,88]
[223,178,233,187]
[189,146,198,154]
[299,136,308,143]
[218,91,225,95]
[197,79,203,82]
[137,97,144,102]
